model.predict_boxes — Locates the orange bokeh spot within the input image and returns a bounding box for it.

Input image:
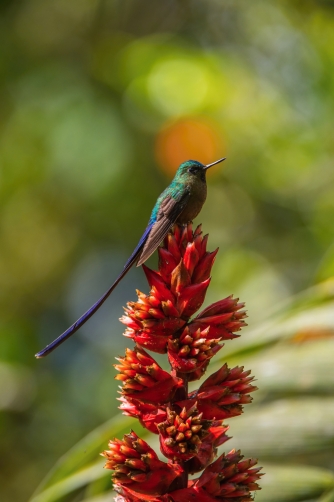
[291,328,334,343]
[155,117,226,177]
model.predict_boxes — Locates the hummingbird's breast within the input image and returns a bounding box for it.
[176,180,207,224]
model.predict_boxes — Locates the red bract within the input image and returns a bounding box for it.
[185,422,230,474]
[169,450,262,502]
[157,404,213,461]
[177,364,257,420]
[167,326,222,379]
[190,296,247,341]
[104,223,262,501]
[119,396,167,433]
[115,347,183,403]
[196,449,262,500]
[114,486,166,501]
[102,431,183,498]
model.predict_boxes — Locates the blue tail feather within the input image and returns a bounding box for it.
[35,223,153,358]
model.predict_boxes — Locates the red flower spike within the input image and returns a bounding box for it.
[103,223,262,501]
[102,431,183,497]
[115,347,183,404]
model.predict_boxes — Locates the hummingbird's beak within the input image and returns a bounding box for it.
[203,157,226,170]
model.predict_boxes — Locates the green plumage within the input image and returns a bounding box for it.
[149,160,208,225]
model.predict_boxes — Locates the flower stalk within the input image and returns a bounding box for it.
[102,223,262,501]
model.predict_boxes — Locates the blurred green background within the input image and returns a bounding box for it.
[1,1,334,501]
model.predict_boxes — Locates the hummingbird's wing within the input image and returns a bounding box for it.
[136,189,191,266]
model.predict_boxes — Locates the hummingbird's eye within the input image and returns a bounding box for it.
[188,167,197,174]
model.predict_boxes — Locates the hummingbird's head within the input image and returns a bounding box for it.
[176,158,226,182]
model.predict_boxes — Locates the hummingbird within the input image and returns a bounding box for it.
[35,157,226,358]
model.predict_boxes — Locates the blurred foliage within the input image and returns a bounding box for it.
[1,0,334,501]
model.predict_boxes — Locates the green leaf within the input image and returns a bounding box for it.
[318,487,334,502]
[227,398,334,460]
[29,414,142,501]
[79,495,115,502]
[216,284,334,361]
[256,463,334,502]
[230,339,334,397]
[29,462,108,502]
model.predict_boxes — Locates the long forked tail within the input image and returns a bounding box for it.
[35,224,152,358]
[35,260,133,358]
